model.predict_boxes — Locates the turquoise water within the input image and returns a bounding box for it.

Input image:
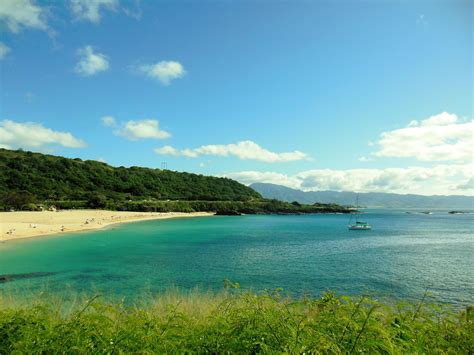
[1,211,473,305]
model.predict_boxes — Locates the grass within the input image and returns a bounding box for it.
[0,286,472,353]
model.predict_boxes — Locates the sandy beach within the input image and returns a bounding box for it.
[0,210,214,242]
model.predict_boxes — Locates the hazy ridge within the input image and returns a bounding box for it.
[250,183,474,209]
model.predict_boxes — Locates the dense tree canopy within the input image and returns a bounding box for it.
[0,149,349,214]
[0,149,260,203]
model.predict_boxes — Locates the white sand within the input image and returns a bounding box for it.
[0,210,214,242]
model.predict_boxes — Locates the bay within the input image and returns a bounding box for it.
[1,210,472,305]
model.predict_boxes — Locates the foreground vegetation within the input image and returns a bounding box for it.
[0,287,471,353]
[0,149,350,214]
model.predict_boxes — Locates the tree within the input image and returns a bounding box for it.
[1,191,34,210]
[86,192,107,208]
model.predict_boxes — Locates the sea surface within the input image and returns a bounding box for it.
[1,210,473,305]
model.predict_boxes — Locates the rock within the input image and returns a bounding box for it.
[215,210,242,216]
[0,275,11,282]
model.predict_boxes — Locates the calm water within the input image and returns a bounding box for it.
[1,211,473,305]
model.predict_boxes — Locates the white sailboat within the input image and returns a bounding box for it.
[348,195,372,230]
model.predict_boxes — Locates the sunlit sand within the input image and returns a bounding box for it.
[0,210,213,242]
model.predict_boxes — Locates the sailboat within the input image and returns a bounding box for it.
[348,195,372,230]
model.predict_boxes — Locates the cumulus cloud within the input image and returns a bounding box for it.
[116,119,170,140]
[75,45,109,76]
[0,120,86,150]
[0,42,11,59]
[154,145,179,156]
[71,0,117,23]
[101,115,116,127]
[226,164,474,196]
[374,112,473,162]
[137,61,186,85]
[101,116,171,141]
[457,177,474,190]
[0,0,48,33]
[154,140,308,163]
[227,171,301,188]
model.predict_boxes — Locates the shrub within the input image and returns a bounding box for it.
[22,203,40,211]
[0,290,471,353]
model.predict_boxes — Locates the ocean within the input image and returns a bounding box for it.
[1,210,472,306]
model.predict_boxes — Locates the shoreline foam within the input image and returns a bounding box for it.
[0,210,214,243]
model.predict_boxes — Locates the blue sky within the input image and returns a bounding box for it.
[0,0,472,195]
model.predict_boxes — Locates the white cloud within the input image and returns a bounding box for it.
[374,112,474,162]
[154,140,308,163]
[71,0,118,23]
[101,115,116,127]
[155,145,179,156]
[227,171,301,189]
[75,45,109,76]
[358,156,372,162]
[226,164,474,196]
[122,1,142,20]
[117,119,171,140]
[0,0,48,33]
[181,148,199,158]
[0,120,86,150]
[137,61,186,85]
[420,112,459,126]
[0,42,11,59]
[457,177,474,190]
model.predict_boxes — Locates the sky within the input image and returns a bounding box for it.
[0,0,472,196]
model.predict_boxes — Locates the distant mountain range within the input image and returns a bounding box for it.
[250,183,474,209]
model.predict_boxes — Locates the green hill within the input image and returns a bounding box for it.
[0,149,349,214]
[0,148,260,204]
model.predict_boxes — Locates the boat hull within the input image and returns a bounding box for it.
[348,225,372,230]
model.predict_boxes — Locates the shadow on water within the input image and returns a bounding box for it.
[0,271,60,283]
[68,271,129,283]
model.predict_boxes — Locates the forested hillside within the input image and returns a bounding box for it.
[0,149,350,214]
[0,149,260,203]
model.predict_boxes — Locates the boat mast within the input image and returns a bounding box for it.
[355,194,359,223]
